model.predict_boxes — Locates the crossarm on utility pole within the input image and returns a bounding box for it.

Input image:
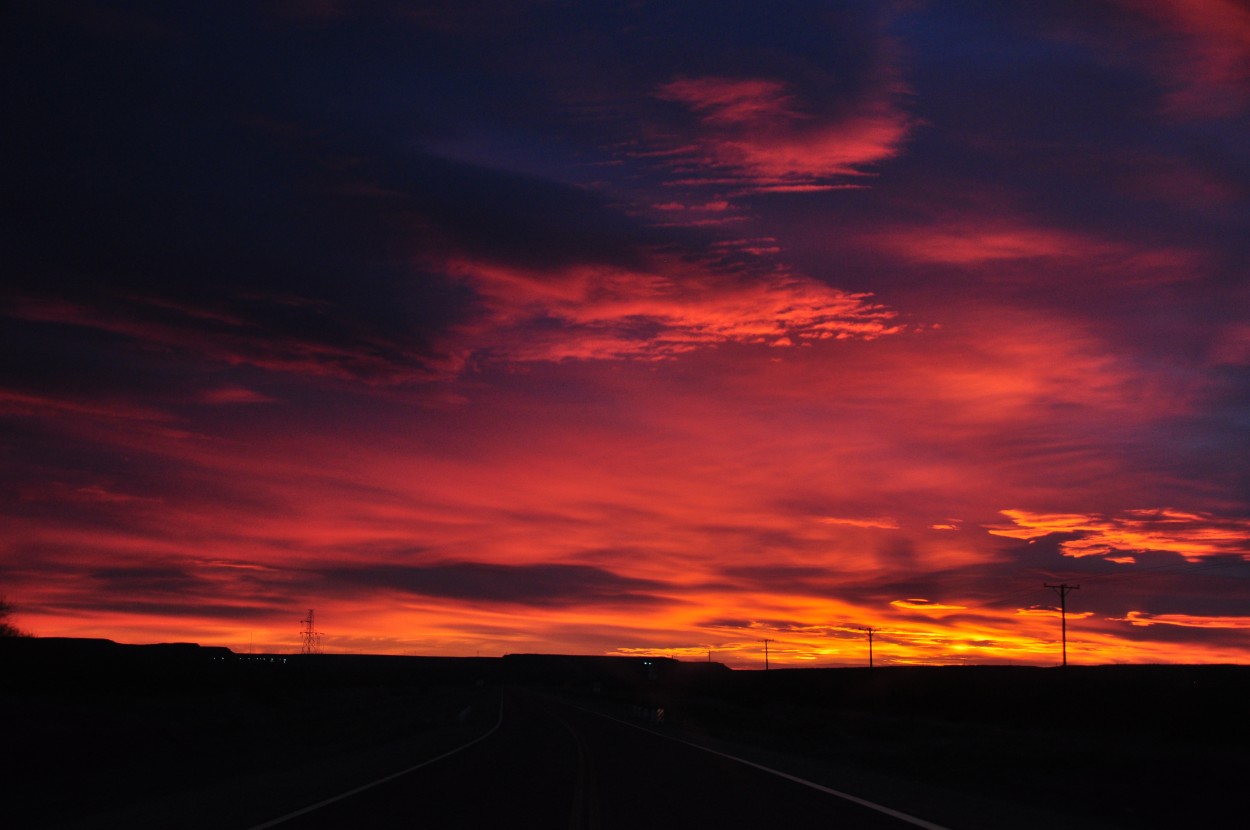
[1043,584,1079,666]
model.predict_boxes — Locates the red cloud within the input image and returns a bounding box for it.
[441,253,900,363]
[861,217,1204,285]
[0,389,173,425]
[200,387,276,405]
[657,77,804,126]
[1116,0,1250,118]
[648,72,912,191]
[817,515,899,530]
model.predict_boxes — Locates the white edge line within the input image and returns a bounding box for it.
[244,695,506,830]
[566,701,952,830]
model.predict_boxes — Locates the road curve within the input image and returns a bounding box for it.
[250,689,948,830]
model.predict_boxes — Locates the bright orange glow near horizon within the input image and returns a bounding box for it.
[3,2,1249,668]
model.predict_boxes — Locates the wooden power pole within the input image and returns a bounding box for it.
[1044,583,1079,666]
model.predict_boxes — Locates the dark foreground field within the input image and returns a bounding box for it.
[2,639,1246,829]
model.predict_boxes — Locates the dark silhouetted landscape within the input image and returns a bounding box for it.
[3,637,1246,829]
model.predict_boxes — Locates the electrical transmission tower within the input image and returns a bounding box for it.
[1044,584,1079,666]
[299,609,321,654]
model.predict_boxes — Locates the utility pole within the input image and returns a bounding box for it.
[1044,584,1079,666]
[761,638,773,670]
[863,626,876,668]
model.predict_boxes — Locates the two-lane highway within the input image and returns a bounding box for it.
[250,689,947,829]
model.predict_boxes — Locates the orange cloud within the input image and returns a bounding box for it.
[1015,606,1096,620]
[890,598,968,614]
[991,508,1250,562]
[1117,611,1250,629]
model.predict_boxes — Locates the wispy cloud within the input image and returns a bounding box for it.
[818,516,900,530]
[890,598,968,614]
[991,508,1250,562]
[1117,611,1250,629]
[861,217,1204,285]
[657,77,805,127]
[199,387,276,405]
[441,253,900,363]
[648,73,912,192]
[7,295,453,386]
[1115,0,1250,118]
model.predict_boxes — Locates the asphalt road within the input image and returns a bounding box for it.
[249,689,946,830]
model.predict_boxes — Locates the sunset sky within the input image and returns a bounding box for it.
[4,1,1249,667]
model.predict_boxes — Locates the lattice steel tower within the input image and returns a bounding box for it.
[300,608,321,654]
